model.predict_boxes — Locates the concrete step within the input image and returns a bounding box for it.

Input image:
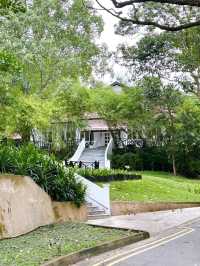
[86,202,93,207]
[78,147,106,168]
[87,202,109,219]
[88,214,111,220]
[88,210,106,216]
[88,206,103,212]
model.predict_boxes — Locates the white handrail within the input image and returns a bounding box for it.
[104,138,113,169]
[69,138,85,162]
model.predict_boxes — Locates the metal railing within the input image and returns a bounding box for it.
[65,160,100,169]
[116,138,144,148]
[33,138,81,154]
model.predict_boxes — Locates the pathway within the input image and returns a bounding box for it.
[88,207,200,236]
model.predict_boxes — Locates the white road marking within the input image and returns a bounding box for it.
[92,227,194,266]
[107,228,194,266]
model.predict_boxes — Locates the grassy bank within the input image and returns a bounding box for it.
[0,222,135,266]
[110,171,200,202]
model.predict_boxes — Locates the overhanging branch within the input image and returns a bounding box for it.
[110,0,200,8]
[96,0,200,31]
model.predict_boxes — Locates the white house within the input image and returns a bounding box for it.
[31,81,128,168]
[69,82,128,168]
[76,112,127,149]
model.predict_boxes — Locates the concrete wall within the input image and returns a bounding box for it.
[0,175,55,239]
[0,175,87,240]
[53,202,87,222]
[111,201,200,216]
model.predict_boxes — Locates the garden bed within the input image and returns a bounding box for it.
[84,174,141,182]
[0,222,136,266]
[77,168,141,182]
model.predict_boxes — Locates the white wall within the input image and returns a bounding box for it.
[105,138,113,169]
[76,129,81,140]
[69,138,85,161]
[120,130,128,141]
[76,174,110,215]
[92,132,113,148]
[112,85,122,94]
[93,132,105,148]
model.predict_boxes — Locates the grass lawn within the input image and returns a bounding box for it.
[109,171,200,202]
[0,222,135,266]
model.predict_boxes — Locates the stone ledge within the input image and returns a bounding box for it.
[111,201,200,216]
[42,229,149,266]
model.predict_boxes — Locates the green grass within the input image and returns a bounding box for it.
[0,222,135,266]
[109,171,200,202]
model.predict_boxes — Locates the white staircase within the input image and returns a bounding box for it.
[78,147,106,168]
[86,202,110,219]
[75,174,111,219]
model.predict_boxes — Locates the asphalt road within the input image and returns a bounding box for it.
[105,221,200,266]
[75,218,200,266]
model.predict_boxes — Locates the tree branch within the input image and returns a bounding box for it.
[96,0,200,31]
[110,0,200,8]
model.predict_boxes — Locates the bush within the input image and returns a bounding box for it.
[0,144,86,206]
[111,146,172,172]
[77,168,141,182]
[175,148,200,178]
[111,145,200,178]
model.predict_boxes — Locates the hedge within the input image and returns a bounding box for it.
[77,168,142,182]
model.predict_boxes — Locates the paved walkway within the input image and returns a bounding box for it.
[88,207,200,236]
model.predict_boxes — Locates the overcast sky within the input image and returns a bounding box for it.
[93,0,141,83]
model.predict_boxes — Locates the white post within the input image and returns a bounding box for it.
[103,184,110,215]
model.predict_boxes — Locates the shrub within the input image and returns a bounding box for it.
[111,145,200,178]
[77,168,141,182]
[111,146,172,172]
[0,144,86,206]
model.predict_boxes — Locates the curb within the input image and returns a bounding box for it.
[111,201,200,216]
[42,229,149,266]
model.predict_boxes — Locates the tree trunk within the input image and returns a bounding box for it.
[172,154,177,176]
[21,129,31,143]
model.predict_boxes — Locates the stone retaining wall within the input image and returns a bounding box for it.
[111,201,200,216]
[0,175,87,240]
[53,202,87,222]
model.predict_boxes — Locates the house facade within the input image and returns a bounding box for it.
[31,81,128,167]
[76,112,127,149]
[67,82,128,168]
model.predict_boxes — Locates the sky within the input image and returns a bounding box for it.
[93,0,142,83]
[92,1,134,83]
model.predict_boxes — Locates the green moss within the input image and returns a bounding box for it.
[0,223,6,237]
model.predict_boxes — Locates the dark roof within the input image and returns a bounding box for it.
[110,81,122,87]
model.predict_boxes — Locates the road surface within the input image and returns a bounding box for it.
[75,218,200,266]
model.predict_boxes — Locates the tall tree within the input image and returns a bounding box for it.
[90,85,147,145]
[0,0,104,140]
[116,33,176,82]
[174,27,200,97]
[0,0,26,15]
[116,28,200,98]
[141,77,183,175]
[1,0,104,94]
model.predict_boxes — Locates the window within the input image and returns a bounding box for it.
[104,132,110,145]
